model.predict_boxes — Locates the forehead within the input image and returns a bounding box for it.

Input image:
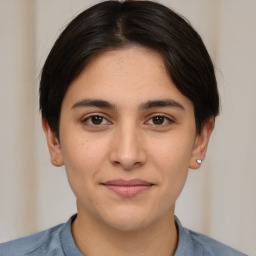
[62,46,193,111]
[80,46,169,89]
[90,46,166,73]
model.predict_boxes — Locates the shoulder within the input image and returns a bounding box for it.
[175,217,247,256]
[187,229,247,256]
[0,223,65,256]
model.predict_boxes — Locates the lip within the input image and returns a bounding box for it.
[102,179,154,197]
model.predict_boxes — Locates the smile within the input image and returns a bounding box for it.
[102,179,154,197]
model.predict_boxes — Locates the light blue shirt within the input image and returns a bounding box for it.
[0,215,246,256]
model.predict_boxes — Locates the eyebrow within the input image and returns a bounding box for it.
[72,99,184,111]
[140,99,185,111]
[72,99,115,109]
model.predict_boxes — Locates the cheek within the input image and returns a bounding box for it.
[148,134,194,191]
[150,134,194,170]
[60,135,108,188]
[60,137,109,211]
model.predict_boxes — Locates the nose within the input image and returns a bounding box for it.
[109,123,147,170]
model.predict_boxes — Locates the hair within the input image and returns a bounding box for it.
[40,0,219,139]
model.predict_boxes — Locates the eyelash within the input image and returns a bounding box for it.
[81,114,174,127]
[81,115,111,126]
[145,115,174,126]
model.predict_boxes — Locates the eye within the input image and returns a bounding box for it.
[82,115,110,126]
[146,115,173,126]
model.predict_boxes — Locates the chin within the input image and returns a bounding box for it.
[107,217,151,232]
[101,207,158,232]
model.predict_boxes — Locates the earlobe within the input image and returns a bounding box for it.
[42,117,64,167]
[189,118,215,170]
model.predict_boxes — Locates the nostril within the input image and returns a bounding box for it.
[113,160,121,166]
[111,159,143,170]
[134,161,142,167]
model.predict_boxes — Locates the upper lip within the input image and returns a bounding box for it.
[102,179,153,186]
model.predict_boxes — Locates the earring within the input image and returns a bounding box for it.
[196,159,202,164]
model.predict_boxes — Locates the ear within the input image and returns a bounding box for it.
[189,118,215,169]
[42,117,64,167]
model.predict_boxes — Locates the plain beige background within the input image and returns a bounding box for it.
[0,0,255,255]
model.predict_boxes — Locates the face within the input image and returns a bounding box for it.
[43,46,213,231]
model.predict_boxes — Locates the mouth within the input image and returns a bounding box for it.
[101,179,154,197]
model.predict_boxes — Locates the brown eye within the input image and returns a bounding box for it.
[91,116,104,125]
[152,116,165,125]
[145,115,173,126]
[83,115,109,126]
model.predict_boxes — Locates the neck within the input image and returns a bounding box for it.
[71,205,178,256]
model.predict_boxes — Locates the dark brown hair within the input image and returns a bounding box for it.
[40,0,219,138]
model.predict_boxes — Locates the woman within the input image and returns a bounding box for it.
[0,1,246,255]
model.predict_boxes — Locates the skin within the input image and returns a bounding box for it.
[43,46,214,256]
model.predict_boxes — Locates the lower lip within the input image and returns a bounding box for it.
[104,185,152,197]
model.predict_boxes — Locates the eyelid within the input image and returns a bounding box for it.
[80,112,175,127]
[146,112,175,120]
[144,113,175,125]
[81,113,112,126]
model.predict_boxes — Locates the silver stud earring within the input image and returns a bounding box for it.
[196,159,202,164]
